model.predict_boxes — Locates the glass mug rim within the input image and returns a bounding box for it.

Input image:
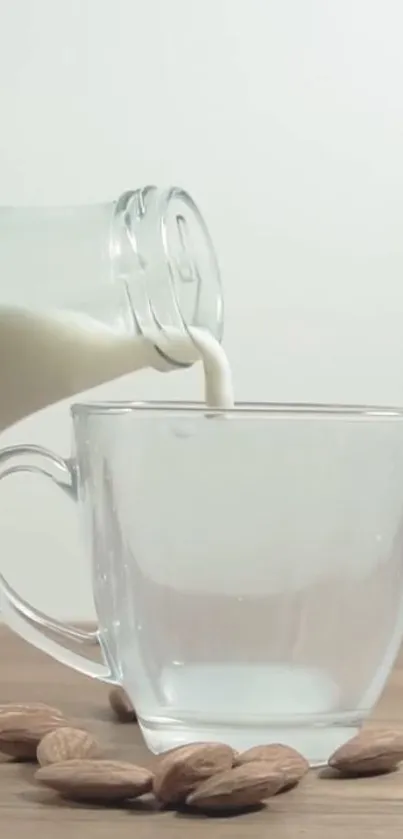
[70,399,403,420]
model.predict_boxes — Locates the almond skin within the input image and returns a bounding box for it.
[153,742,235,804]
[0,706,68,760]
[328,729,403,776]
[37,727,101,767]
[108,688,136,723]
[36,759,154,803]
[187,762,285,811]
[236,743,309,790]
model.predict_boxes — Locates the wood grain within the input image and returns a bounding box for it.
[0,627,403,837]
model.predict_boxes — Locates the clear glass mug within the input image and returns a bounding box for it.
[1,400,403,765]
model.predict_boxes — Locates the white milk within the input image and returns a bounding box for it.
[156,326,234,409]
[0,306,233,430]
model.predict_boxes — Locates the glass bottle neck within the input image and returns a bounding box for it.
[111,186,224,367]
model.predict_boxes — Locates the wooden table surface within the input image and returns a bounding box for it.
[1,628,403,838]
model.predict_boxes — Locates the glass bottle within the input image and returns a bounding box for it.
[0,185,224,370]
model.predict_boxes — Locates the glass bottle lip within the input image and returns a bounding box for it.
[158,185,224,367]
[111,186,224,367]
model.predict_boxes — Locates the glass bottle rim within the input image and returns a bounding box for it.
[112,185,224,368]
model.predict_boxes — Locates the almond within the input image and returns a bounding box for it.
[0,703,63,716]
[328,728,403,776]
[0,706,68,760]
[153,742,235,804]
[187,762,285,812]
[37,727,101,767]
[108,687,136,722]
[36,759,154,803]
[236,743,309,789]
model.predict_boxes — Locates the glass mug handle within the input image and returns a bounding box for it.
[0,444,115,682]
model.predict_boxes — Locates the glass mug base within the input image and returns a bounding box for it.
[138,714,362,766]
[127,661,367,763]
